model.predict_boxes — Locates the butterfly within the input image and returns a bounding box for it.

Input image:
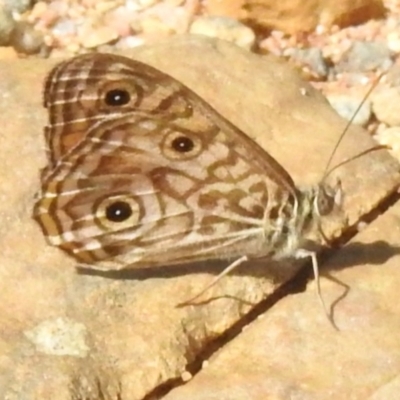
[33,53,343,311]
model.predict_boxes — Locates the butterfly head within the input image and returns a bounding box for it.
[303,178,344,246]
[313,178,343,218]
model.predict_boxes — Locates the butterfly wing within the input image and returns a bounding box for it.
[35,54,298,270]
[44,53,197,166]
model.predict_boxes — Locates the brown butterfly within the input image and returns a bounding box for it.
[33,53,343,310]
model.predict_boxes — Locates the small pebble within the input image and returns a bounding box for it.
[138,0,160,7]
[327,94,372,126]
[2,0,33,14]
[384,64,400,86]
[139,14,174,36]
[288,47,329,79]
[356,221,368,232]
[180,370,192,382]
[10,21,45,55]
[387,31,400,52]
[189,16,255,50]
[52,19,77,37]
[104,6,135,37]
[115,35,144,49]
[336,40,393,72]
[79,23,119,49]
[0,7,15,46]
[372,87,400,126]
[374,126,400,162]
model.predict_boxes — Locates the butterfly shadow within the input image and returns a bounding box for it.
[318,239,400,319]
[77,258,249,280]
[76,239,400,322]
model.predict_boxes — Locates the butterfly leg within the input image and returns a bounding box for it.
[295,249,334,325]
[177,255,249,307]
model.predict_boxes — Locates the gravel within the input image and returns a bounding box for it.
[1,0,400,151]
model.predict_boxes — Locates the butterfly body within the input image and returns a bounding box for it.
[34,53,340,277]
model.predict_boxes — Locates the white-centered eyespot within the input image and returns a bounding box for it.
[94,194,141,231]
[99,80,140,109]
[161,130,203,161]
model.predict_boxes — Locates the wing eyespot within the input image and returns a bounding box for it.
[94,194,141,230]
[171,135,194,153]
[161,130,203,160]
[105,200,133,222]
[98,80,142,110]
[104,88,131,106]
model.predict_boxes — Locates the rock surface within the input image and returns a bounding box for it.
[189,15,255,50]
[0,36,399,399]
[336,40,393,73]
[205,0,386,34]
[163,199,400,400]
[372,86,400,126]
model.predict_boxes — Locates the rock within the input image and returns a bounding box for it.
[336,41,393,73]
[163,201,400,400]
[0,7,15,46]
[0,36,399,399]
[327,93,372,126]
[79,23,119,49]
[374,126,400,162]
[24,317,90,357]
[2,0,33,14]
[139,14,174,36]
[11,21,45,55]
[189,16,255,50]
[114,35,145,49]
[204,0,246,19]
[242,0,385,34]
[137,0,160,7]
[52,19,78,37]
[372,87,400,126]
[387,30,400,53]
[288,47,329,79]
[104,5,134,37]
[385,64,400,87]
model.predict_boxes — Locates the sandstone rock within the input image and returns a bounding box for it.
[375,126,400,161]
[79,23,119,49]
[205,0,386,34]
[336,41,393,73]
[164,200,400,400]
[0,36,399,399]
[327,93,372,126]
[189,15,255,50]
[288,47,329,79]
[0,6,14,46]
[203,0,246,19]
[10,21,46,55]
[372,86,400,126]
[0,45,17,59]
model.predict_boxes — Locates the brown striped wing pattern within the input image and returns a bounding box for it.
[33,53,338,271]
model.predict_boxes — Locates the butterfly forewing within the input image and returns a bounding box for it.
[34,53,335,273]
[44,54,189,167]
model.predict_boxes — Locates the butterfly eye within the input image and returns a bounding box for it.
[315,187,335,216]
[104,88,131,106]
[315,179,343,217]
[162,130,203,160]
[94,195,140,230]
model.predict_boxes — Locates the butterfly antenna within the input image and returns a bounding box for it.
[323,72,385,179]
[324,144,390,180]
